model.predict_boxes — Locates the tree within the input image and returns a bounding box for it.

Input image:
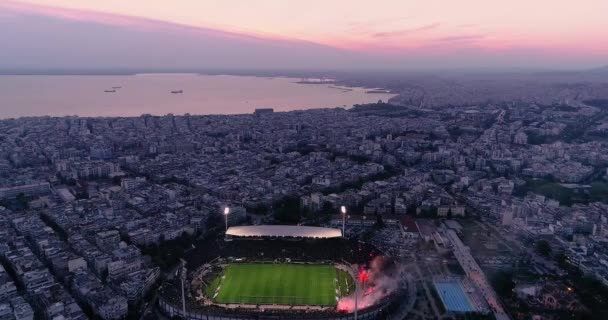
[535,240,552,257]
[406,204,417,215]
[555,253,569,269]
[320,202,334,215]
[250,203,269,215]
[112,176,122,185]
[273,196,301,223]
[15,193,28,209]
[491,271,515,298]
[418,207,438,218]
[374,214,385,228]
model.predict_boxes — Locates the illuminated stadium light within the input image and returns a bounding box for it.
[340,205,347,238]
[224,206,230,231]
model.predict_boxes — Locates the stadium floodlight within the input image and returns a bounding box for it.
[179,259,187,314]
[354,272,359,320]
[340,205,347,237]
[224,207,230,231]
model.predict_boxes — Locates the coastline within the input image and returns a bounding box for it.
[0,70,397,96]
[0,74,396,119]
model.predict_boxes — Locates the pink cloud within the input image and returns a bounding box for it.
[0,0,309,44]
[2,0,606,69]
[435,34,486,42]
[371,23,441,38]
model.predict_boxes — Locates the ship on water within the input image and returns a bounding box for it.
[296,77,336,84]
[104,89,116,93]
[171,90,183,94]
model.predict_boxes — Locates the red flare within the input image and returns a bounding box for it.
[358,268,369,283]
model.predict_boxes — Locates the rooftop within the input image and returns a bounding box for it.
[226,225,342,239]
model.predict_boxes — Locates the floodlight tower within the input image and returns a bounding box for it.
[223,207,230,231]
[354,270,359,320]
[179,259,187,315]
[340,205,347,238]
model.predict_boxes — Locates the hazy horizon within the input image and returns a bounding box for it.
[1,0,607,72]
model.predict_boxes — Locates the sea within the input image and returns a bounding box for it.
[0,74,395,119]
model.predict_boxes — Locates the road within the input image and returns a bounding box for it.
[386,269,417,320]
[413,263,444,319]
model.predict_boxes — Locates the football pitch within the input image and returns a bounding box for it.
[209,263,351,306]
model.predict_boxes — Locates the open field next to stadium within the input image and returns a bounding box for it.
[207,263,354,306]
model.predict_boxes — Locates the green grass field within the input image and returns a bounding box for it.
[336,269,355,296]
[208,263,350,306]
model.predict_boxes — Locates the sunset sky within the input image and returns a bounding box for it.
[2,0,607,70]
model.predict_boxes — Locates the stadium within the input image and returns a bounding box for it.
[158,225,405,320]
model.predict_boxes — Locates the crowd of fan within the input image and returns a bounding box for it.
[219,238,380,264]
[183,236,381,269]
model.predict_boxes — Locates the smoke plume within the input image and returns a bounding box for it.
[337,256,405,312]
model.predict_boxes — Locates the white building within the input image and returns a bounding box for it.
[67,256,87,273]
[437,205,466,217]
[0,182,51,200]
[56,188,76,203]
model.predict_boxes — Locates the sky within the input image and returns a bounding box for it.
[1,0,607,71]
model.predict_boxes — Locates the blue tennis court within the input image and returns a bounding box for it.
[433,280,474,313]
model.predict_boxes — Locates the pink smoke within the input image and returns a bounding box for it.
[337,256,404,313]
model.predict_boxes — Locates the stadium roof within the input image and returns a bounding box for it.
[226,225,342,239]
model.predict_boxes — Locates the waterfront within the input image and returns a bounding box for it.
[0,74,395,118]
